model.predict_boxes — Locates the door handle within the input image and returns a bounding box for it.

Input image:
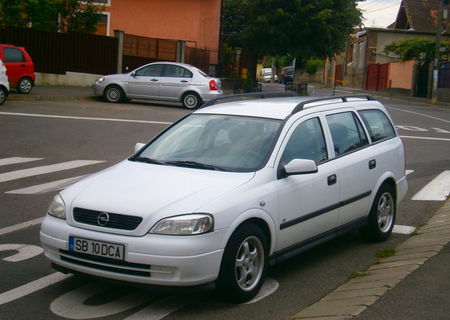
[369,159,376,170]
[150,79,158,82]
[327,174,337,186]
[180,80,188,83]
[20,64,26,67]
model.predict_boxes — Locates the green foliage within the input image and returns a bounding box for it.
[305,58,325,75]
[0,0,102,33]
[384,38,450,62]
[222,0,362,59]
[376,249,396,259]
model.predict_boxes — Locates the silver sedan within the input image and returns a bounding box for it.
[93,62,223,109]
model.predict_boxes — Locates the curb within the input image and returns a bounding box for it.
[288,199,450,320]
[7,95,97,102]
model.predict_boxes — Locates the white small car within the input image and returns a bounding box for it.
[40,93,407,302]
[92,62,223,109]
[0,59,9,105]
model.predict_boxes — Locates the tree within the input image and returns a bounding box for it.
[384,38,449,63]
[222,0,361,61]
[0,0,102,33]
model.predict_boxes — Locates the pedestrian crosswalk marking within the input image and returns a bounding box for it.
[0,160,104,184]
[0,157,43,167]
[412,170,450,201]
[5,175,86,195]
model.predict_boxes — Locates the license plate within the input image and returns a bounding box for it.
[69,236,125,260]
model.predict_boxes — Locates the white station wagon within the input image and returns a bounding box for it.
[40,93,407,302]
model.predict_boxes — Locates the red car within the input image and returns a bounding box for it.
[0,44,36,94]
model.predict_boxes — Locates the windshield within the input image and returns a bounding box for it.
[133,114,281,172]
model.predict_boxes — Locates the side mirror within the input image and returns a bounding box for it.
[284,159,318,175]
[130,71,136,77]
[134,142,145,153]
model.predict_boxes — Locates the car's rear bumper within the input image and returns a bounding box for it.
[40,215,225,286]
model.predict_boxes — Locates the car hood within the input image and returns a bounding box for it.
[64,160,254,234]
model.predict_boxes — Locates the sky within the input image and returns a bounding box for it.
[357,0,402,28]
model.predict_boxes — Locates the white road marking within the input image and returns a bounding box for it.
[244,277,279,304]
[0,111,173,125]
[396,125,428,132]
[432,127,450,134]
[0,160,104,183]
[406,170,414,176]
[388,107,450,124]
[0,218,44,236]
[399,135,450,142]
[0,244,43,262]
[393,225,416,235]
[0,272,71,306]
[0,157,42,167]
[124,297,190,320]
[5,175,86,194]
[412,170,450,201]
[50,282,150,319]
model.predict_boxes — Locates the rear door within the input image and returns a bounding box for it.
[324,109,378,225]
[159,65,193,101]
[127,64,164,98]
[2,47,28,87]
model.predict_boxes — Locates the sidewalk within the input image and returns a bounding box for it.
[5,83,450,108]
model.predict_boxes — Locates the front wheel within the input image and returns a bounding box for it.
[360,184,396,242]
[216,223,268,303]
[104,85,124,103]
[17,77,33,94]
[0,87,6,105]
[181,92,202,109]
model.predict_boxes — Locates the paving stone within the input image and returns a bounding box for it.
[397,238,448,250]
[369,258,427,270]
[336,277,402,291]
[320,295,379,306]
[291,303,366,318]
[288,316,351,320]
[380,251,437,263]
[395,245,442,255]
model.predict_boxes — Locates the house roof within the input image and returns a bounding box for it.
[391,0,450,33]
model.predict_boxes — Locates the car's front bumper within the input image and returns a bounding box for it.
[92,83,105,97]
[40,215,225,286]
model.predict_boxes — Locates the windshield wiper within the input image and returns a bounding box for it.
[132,157,168,165]
[165,160,225,171]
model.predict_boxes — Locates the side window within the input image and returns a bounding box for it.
[359,109,396,142]
[135,64,164,77]
[326,112,368,156]
[4,48,25,63]
[282,118,328,164]
[163,65,193,78]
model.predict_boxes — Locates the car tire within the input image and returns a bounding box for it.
[17,77,33,94]
[182,92,202,109]
[0,87,6,105]
[104,85,125,103]
[360,184,396,242]
[216,223,268,303]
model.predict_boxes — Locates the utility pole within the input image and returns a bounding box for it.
[432,0,445,104]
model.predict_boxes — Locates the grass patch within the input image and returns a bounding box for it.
[376,248,396,259]
[410,231,421,236]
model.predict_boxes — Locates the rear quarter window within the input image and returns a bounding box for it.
[359,109,396,142]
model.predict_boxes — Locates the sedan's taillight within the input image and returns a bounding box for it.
[209,80,218,91]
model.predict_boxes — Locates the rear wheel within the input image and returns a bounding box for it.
[17,77,33,94]
[104,85,125,103]
[181,92,202,109]
[216,223,268,303]
[0,87,6,105]
[361,184,396,242]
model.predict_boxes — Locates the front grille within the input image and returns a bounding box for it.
[59,249,151,277]
[73,207,143,230]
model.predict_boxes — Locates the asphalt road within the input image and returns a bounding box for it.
[0,94,449,320]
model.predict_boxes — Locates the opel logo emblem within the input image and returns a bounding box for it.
[97,212,110,226]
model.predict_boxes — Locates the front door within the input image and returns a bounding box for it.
[127,64,164,98]
[276,116,339,251]
[2,47,28,87]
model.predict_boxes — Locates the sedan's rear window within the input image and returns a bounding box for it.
[359,110,396,142]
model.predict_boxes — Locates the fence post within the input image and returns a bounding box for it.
[114,30,124,73]
[176,40,185,63]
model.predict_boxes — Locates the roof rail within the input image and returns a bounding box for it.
[291,94,376,114]
[200,91,298,108]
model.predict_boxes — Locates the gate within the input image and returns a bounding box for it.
[365,63,389,91]
[416,62,429,97]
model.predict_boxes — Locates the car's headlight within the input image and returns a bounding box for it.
[149,214,214,235]
[47,194,66,219]
[96,77,106,83]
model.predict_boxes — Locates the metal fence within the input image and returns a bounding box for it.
[0,27,118,75]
